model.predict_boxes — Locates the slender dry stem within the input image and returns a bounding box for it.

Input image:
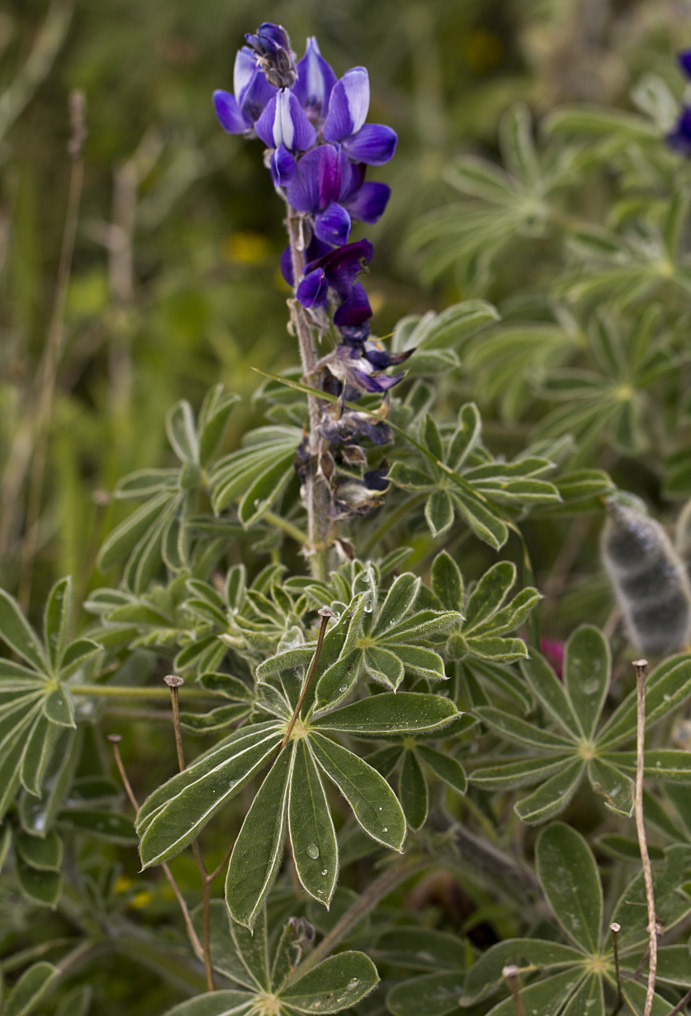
[666,989,691,1016]
[108,734,204,961]
[633,658,657,1016]
[281,608,333,749]
[609,922,622,1016]
[502,965,526,1016]
[164,676,214,993]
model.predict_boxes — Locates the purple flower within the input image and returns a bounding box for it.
[667,106,691,156]
[244,23,297,89]
[323,67,398,166]
[254,89,317,151]
[678,50,691,78]
[213,47,276,135]
[319,336,412,396]
[287,145,351,244]
[294,37,337,124]
[296,239,374,312]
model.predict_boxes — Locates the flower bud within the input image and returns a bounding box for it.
[601,499,691,655]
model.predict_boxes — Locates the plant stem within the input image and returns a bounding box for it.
[263,510,308,545]
[108,734,204,962]
[609,922,622,1016]
[666,989,691,1016]
[503,965,526,1016]
[71,683,216,700]
[281,608,333,749]
[285,208,332,580]
[292,857,426,978]
[633,659,657,1016]
[165,676,214,993]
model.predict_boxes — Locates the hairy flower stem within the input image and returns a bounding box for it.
[281,607,334,749]
[633,659,657,1016]
[107,735,204,962]
[286,208,332,579]
[165,676,214,993]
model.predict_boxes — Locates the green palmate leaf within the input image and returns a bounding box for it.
[139,724,282,867]
[20,728,82,835]
[166,400,199,463]
[652,945,691,987]
[136,723,279,831]
[560,975,604,1016]
[289,740,338,905]
[612,845,691,950]
[97,490,175,571]
[417,745,467,794]
[362,646,404,689]
[281,952,379,1012]
[431,552,463,611]
[605,749,691,782]
[587,758,633,815]
[474,706,574,750]
[20,713,63,795]
[163,992,255,1016]
[15,857,62,906]
[399,750,428,830]
[226,744,294,929]
[619,980,680,1016]
[42,685,75,728]
[536,823,602,953]
[0,738,29,823]
[15,829,62,870]
[229,907,271,990]
[514,761,584,823]
[387,972,465,1016]
[0,589,47,673]
[195,901,255,988]
[376,573,421,629]
[5,962,58,1016]
[563,626,609,739]
[313,692,458,735]
[373,927,464,971]
[179,704,250,734]
[309,732,406,850]
[57,808,137,844]
[425,489,454,536]
[469,754,573,791]
[55,986,92,1016]
[43,577,71,670]
[596,654,691,749]
[484,969,586,1016]
[520,652,578,738]
[463,562,516,628]
[465,939,584,998]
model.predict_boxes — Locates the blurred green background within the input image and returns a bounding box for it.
[0,0,686,613]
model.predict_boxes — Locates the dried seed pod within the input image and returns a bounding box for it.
[601,499,691,655]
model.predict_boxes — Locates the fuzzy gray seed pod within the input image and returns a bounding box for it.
[601,501,691,655]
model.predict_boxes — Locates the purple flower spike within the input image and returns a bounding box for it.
[294,37,337,122]
[314,201,351,246]
[255,89,317,151]
[342,123,398,166]
[297,267,329,309]
[324,67,370,141]
[323,66,397,166]
[213,47,276,135]
[271,144,296,186]
[333,282,372,329]
[245,22,297,89]
[679,50,691,78]
[303,239,374,300]
[667,106,691,155]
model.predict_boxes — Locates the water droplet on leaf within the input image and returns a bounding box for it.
[306,842,320,859]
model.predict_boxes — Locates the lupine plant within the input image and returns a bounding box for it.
[3,20,691,1016]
